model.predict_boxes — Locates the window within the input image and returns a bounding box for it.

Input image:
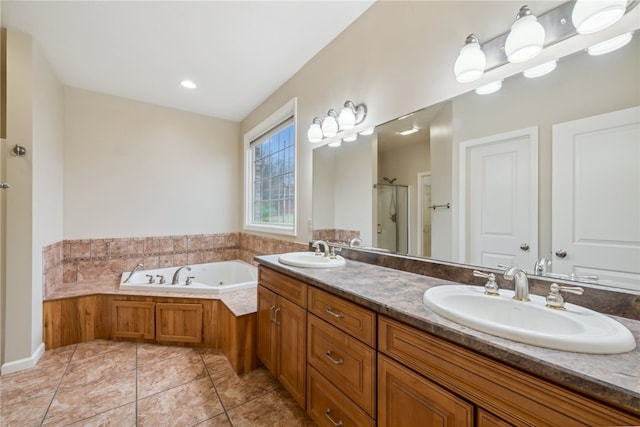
[244,99,296,235]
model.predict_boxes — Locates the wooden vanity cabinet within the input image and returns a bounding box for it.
[112,300,155,339]
[378,315,640,426]
[257,266,307,408]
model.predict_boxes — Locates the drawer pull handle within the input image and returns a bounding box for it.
[325,408,344,426]
[326,307,344,318]
[270,305,276,324]
[274,307,281,326]
[325,350,344,365]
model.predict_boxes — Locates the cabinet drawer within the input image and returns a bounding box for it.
[307,366,375,427]
[378,316,640,426]
[307,314,375,416]
[308,287,376,346]
[259,265,307,308]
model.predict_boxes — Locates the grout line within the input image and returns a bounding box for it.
[197,349,233,426]
[39,344,78,427]
[135,342,139,426]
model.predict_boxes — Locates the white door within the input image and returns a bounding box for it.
[459,127,538,269]
[552,106,640,291]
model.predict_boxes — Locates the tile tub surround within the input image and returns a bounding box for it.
[42,233,307,298]
[255,254,640,416]
[0,340,315,426]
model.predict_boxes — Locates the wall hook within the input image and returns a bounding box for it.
[11,145,27,157]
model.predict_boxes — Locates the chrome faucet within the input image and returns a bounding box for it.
[533,257,551,275]
[123,263,144,283]
[312,240,331,257]
[349,237,362,247]
[503,267,530,302]
[172,265,191,285]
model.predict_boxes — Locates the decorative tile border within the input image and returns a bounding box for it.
[42,233,308,298]
[312,229,360,243]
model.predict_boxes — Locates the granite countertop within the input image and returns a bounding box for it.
[45,279,257,317]
[255,254,640,415]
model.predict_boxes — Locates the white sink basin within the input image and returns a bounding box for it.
[278,252,346,269]
[423,285,636,354]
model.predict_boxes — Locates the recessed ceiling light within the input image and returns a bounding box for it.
[397,127,419,136]
[180,80,197,89]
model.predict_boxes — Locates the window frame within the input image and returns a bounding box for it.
[243,98,297,236]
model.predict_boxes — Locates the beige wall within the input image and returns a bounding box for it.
[240,0,639,244]
[63,88,241,239]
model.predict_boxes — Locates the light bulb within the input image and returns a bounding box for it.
[572,0,627,35]
[307,119,323,143]
[454,34,486,83]
[321,110,339,138]
[505,6,545,64]
[338,102,357,130]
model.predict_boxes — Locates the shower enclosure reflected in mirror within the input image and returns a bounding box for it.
[312,35,640,291]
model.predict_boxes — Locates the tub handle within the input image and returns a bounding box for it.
[156,275,166,284]
[186,276,195,286]
[145,274,154,284]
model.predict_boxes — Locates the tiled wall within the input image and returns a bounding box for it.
[312,229,360,243]
[42,233,308,298]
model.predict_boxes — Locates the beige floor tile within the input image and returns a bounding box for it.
[137,343,197,366]
[0,365,65,406]
[199,348,233,374]
[137,377,225,426]
[210,366,280,410]
[137,351,206,399]
[59,345,136,389]
[71,339,136,361]
[0,392,53,427]
[43,369,136,425]
[37,344,76,370]
[227,387,316,427]
[65,402,136,427]
[194,412,232,426]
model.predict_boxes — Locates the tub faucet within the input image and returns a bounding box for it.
[123,263,144,283]
[504,267,530,302]
[172,265,192,285]
[312,240,331,257]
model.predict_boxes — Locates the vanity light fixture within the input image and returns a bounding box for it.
[307,117,324,143]
[359,127,375,136]
[505,5,546,63]
[397,127,419,136]
[572,0,628,34]
[321,109,339,138]
[338,101,367,131]
[180,80,197,89]
[454,34,487,82]
[587,31,634,55]
[523,59,558,78]
[343,133,358,142]
[475,80,503,95]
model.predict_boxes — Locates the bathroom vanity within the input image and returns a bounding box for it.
[254,255,640,426]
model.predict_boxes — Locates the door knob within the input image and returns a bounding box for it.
[0,183,10,189]
[555,249,567,258]
[520,243,530,251]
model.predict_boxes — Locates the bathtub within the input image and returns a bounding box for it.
[119,260,257,294]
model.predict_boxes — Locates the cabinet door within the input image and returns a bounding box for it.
[112,300,155,339]
[277,296,307,409]
[477,409,514,427]
[257,285,278,375]
[378,354,473,427]
[155,303,203,343]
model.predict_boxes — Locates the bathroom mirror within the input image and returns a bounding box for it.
[312,35,639,291]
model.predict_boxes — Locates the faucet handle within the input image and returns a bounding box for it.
[185,276,195,286]
[473,270,499,296]
[329,247,342,259]
[545,283,584,310]
[156,274,166,284]
[145,274,154,284]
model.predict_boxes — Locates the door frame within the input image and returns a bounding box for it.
[458,126,539,264]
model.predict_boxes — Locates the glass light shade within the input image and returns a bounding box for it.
[454,39,486,83]
[307,123,323,143]
[343,134,358,142]
[475,80,503,95]
[572,0,627,34]
[588,32,633,55]
[328,140,342,148]
[321,114,339,138]
[505,15,546,63]
[523,60,557,78]
[359,127,375,136]
[338,106,356,130]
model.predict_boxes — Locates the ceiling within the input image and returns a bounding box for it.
[2,0,374,121]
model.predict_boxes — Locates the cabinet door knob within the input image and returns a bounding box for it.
[520,243,530,251]
[0,183,9,189]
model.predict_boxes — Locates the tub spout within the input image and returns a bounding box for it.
[172,265,192,285]
[123,263,144,283]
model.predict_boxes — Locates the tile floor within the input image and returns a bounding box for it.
[0,340,316,426]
